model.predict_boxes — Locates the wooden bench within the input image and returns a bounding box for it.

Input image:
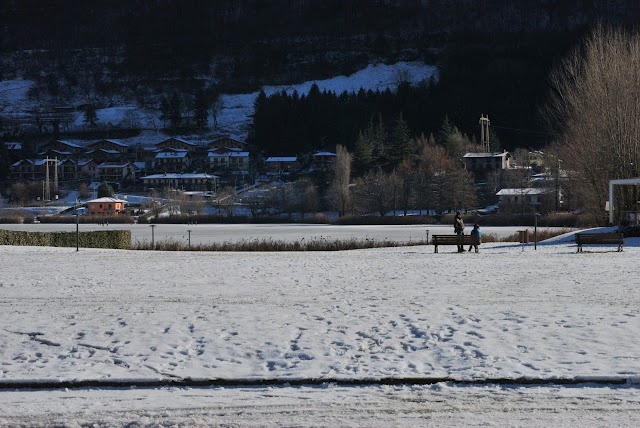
[432,234,480,253]
[575,232,624,253]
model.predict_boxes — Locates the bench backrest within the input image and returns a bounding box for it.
[432,235,479,244]
[575,233,623,243]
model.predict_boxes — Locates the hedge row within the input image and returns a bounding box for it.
[0,229,131,249]
[0,214,36,224]
[619,225,640,237]
[39,215,135,224]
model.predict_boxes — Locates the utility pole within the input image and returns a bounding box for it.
[479,115,491,153]
[43,157,59,201]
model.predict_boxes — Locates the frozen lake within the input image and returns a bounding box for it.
[0,223,560,246]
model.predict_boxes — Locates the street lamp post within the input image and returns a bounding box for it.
[150,224,156,249]
[75,213,79,251]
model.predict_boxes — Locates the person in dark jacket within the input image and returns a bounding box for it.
[468,223,481,252]
[454,212,465,252]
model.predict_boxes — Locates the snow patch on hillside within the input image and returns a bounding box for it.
[1,61,437,145]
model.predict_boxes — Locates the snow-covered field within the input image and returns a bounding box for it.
[1,226,640,426]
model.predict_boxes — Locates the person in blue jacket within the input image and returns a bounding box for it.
[468,223,481,252]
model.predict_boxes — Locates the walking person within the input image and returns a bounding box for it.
[468,223,481,253]
[454,212,465,253]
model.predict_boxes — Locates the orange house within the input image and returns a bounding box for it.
[87,197,126,216]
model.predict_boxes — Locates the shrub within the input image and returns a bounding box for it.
[482,228,574,243]
[0,214,25,224]
[132,236,429,252]
[618,225,640,237]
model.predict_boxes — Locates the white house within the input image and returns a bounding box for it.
[496,187,561,212]
[463,151,511,172]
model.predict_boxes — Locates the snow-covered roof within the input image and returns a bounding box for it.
[156,151,188,159]
[141,173,218,180]
[158,137,196,146]
[87,197,127,204]
[496,188,554,196]
[208,151,229,157]
[54,140,83,148]
[96,139,128,147]
[266,156,297,162]
[229,151,250,157]
[4,142,22,150]
[96,162,130,169]
[314,151,337,157]
[47,150,73,156]
[463,152,510,158]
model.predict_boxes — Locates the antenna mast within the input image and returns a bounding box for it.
[479,114,491,152]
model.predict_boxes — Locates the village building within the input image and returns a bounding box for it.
[156,137,198,152]
[77,159,98,181]
[141,173,217,191]
[496,187,561,213]
[312,151,337,171]
[155,150,190,172]
[87,197,127,216]
[42,140,84,155]
[96,162,135,187]
[265,156,298,175]
[463,151,511,173]
[10,159,47,180]
[208,136,246,150]
[87,139,129,154]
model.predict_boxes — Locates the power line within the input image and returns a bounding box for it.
[491,125,555,136]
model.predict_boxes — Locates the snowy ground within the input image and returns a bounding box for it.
[1,226,640,426]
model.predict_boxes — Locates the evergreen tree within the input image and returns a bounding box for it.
[353,123,375,176]
[387,113,413,169]
[438,115,469,164]
[169,92,182,130]
[83,103,98,130]
[97,181,115,198]
[193,89,209,129]
[159,96,170,128]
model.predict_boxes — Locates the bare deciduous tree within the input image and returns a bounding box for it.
[544,26,640,224]
[327,145,352,217]
[353,169,399,216]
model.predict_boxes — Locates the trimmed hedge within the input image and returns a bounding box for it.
[39,215,135,224]
[0,229,131,249]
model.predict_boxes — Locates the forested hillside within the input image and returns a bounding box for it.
[2,1,639,151]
